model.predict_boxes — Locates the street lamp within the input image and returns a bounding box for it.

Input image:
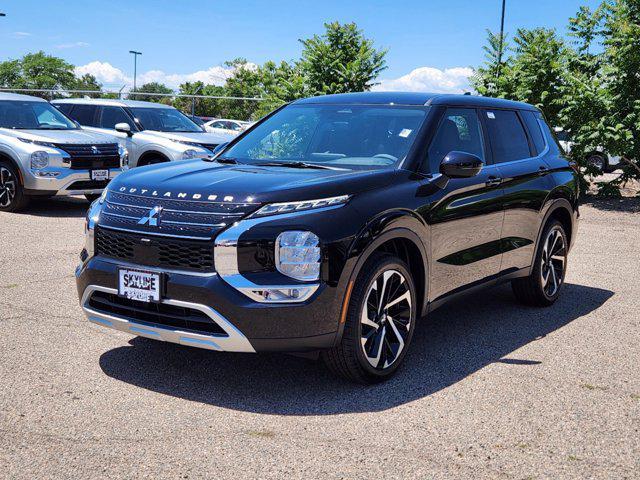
[496,0,507,81]
[129,50,142,94]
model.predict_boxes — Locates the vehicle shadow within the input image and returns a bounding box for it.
[99,283,613,415]
[581,195,640,214]
[21,196,90,218]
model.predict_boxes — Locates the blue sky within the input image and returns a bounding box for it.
[1,0,601,92]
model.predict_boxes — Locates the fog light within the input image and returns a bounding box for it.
[240,285,319,303]
[275,231,321,281]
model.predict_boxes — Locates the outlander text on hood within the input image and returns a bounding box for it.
[76,92,579,383]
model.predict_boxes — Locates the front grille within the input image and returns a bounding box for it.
[88,291,227,336]
[55,143,120,170]
[95,227,215,272]
[100,191,258,239]
[67,179,111,190]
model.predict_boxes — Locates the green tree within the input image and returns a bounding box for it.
[299,21,387,95]
[0,51,101,98]
[597,0,640,189]
[509,28,569,127]
[471,30,514,98]
[133,82,173,103]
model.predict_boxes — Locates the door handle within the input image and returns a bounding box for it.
[538,165,549,175]
[485,176,503,187]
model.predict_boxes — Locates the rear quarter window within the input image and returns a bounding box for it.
[520,110,546,154]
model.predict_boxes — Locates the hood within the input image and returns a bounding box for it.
[109,159,400,205]
[0,127,118,144]
[141,130,235,144]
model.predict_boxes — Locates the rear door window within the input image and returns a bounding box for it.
[484,110,532,163]
[69,104,98,127]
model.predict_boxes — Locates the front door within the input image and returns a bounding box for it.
[420,108,505,301]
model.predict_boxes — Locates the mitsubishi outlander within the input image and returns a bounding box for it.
[76,92,579,383]
[0,92,127,211]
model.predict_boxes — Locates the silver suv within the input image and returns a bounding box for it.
[0,93,127,212]
[52,99,236,168]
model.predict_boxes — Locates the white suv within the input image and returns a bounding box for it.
[53,99,236,168]
[0,93,126,212]
[204,118,252,136]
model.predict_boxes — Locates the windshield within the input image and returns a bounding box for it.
[219,104,428,170]
[0,100,78,130]
[129,107,204,133]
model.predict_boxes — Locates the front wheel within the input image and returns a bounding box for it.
[586,154,607,174]
[0,163,30,212]
[322,254,416,384]
[512,220,568,306]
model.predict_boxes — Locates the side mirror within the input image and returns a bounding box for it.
[115,122,132,136]
[440,151,483,178]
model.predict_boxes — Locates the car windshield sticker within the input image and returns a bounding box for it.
[399,128,412,138]
[487,111,496,119]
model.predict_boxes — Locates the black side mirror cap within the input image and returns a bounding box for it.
[440,151,483,178]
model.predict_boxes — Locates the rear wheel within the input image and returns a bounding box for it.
[322,254,416,384]
[0,163,30,212]
[586,153,607,173]
[512,220,568,306]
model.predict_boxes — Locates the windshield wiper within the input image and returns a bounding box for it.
[214,157,239,164]
[254,161,335,170]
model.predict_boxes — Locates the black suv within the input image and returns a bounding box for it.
[76,92,579,383]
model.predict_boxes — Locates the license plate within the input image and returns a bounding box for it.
[118,268,161,303]
[91,169,109,181]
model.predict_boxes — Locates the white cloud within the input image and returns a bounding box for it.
[11,31,31,38]
[373,66,474,94]
[55,41,90,49]
[74,61,250,90]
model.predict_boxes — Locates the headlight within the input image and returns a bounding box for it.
[30,151,49,170]
[181,149,199,159]
[251,195,350,217]
[275,231,321,281]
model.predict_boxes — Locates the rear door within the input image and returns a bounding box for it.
[482,109,554,273]
[423,107,505,301]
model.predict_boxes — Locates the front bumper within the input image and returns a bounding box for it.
[76,256,342,353]
[23,167,123,196]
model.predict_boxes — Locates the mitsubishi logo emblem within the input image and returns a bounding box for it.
[138,206,163,227]
[91,145,99,154]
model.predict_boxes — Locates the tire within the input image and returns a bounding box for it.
[85,194,101,203]
[0,162,30,212]
[586,153,607,174]
[512,220,568,307]
[322,253,417,384]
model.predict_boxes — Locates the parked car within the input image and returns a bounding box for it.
[204,118,253,136]
[77,92,579,383]
[555,128,621,173]
[0,92,126,212]
[52,99,236,168]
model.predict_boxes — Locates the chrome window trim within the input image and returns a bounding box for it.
[213,205,342,302]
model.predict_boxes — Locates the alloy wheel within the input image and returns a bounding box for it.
[0,166,16,208]
[540,227,566,297]
[360,269,413,369]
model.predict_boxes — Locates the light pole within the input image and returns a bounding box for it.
[129,50,142,95]
[496,0,507,81]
